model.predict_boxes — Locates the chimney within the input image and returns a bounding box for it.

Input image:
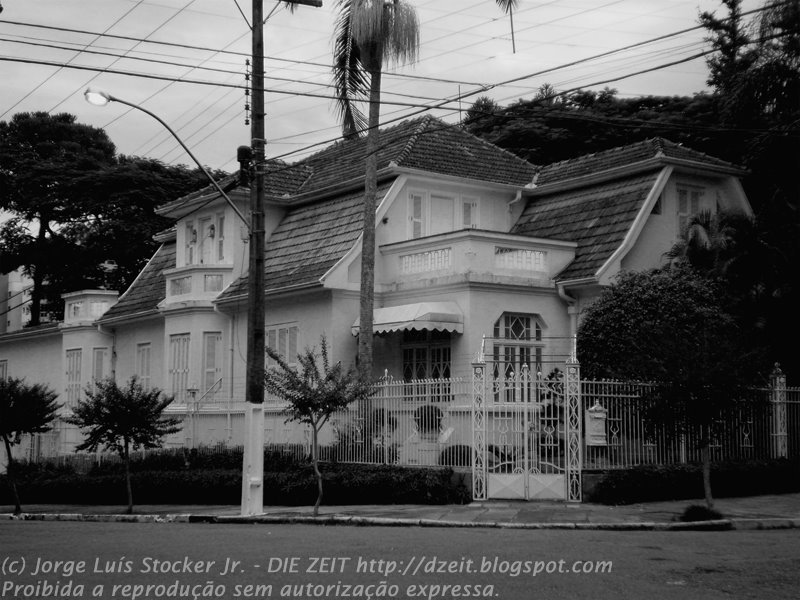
[237,145,253,187]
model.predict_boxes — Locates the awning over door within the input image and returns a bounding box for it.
[351,301,464,336]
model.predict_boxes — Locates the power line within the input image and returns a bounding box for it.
[0,1,145,120]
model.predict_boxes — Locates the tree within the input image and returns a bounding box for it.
[577,267,760,510]
[0,112,227,324]
[264,337,375,516]
[0,112,116,325]
[64,377,181,514]
[496,0,520,53]
[462,95,500,128]
[699,0,755,98]
[701,0,800,380]
[0,377,60,515]
[332,0,419,376]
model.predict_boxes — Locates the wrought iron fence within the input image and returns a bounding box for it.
[582,380,800,469]
[156,376,476,469]
[16,372,800,474]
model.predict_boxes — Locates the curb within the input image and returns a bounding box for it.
[2,512,798,530]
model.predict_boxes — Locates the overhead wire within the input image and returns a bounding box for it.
[0,1,787,169]
[0,1,145,120]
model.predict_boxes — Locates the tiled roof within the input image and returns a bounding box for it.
[535,137,741,186]
[513,172,660,281]
[98,243,175,322]
[218,183,394,300]
[157,117,535,209]
[263,116,536,198]
[0,321,59,342]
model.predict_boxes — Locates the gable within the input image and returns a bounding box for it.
[217,182,395,301]
[513,172,661,282]
[98,243,175,322]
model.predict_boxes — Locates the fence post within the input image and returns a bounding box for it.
[770,363,788,459]
[564,357,582,503]
[471,359,487,501]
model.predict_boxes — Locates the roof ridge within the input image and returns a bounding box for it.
[393,115,432,167]
[540,138,657,171]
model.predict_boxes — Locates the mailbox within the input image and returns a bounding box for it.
[585,402,608,446]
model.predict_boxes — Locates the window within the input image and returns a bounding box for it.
[185,222,197,265]
[68,301,83,319]
[266,324,298,368]
[0,360,7,380]
[65,349,82,408]
[462,196,479,228]
[170,276,192,296]
[136,343,152,391]
[402,330,452,401]
[204,274,223,292]
[492,313,545,400]
[92,347,107,385]
[677,185,705,232]
[407,190,482,239]
[203,332,223,399]
[408,192,425,239]
[217,215,225,262]
[169,334,191,403]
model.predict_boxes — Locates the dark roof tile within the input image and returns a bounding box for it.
[99,243,175,321]
[218,183,393,300]
[513,172,660,281]
[536,137,740,185]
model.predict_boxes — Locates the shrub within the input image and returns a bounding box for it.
[679,504,724,522]
[588,458,800,505]
[0,463,470,506]
[414,405,443,433]
[439,445,472,467]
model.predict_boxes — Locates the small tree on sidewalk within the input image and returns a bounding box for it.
[265,336,375,516]
[0,377,61,514]
[64,377,181,514]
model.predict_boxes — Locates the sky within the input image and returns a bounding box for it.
[0,0,763,173]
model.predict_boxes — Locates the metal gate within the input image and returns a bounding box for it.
[472,360,582,502]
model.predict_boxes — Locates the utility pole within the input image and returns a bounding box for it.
[241,0,267,517]
[241,0,322,517]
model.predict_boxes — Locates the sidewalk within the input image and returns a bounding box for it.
[3,493,800,530]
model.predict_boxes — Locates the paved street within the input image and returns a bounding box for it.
[1,520,798,599]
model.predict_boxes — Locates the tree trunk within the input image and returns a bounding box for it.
[311,424,323,517]
[123,440,133,515]
[2,434,22,515]
[357,63,382,380]
[701,439,714,510]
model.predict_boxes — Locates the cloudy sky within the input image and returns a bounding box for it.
[0,0,760,172]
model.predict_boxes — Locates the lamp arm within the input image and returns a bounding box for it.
[110,95,251,230]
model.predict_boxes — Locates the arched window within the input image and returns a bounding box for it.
[492,313,544,380]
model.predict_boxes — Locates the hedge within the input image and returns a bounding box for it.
[587,458,800,505]
[0,463,470,507]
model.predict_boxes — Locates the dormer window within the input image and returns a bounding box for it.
[677,184,705,233]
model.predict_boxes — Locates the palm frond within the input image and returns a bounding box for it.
[332,0,369,138]
[496,0,519,14]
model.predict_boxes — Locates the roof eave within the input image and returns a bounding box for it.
[525,156,744,196]
[390,166,531,192]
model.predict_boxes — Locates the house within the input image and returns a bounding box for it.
[0,116,752,465]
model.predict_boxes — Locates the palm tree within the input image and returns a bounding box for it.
[496,0,520,53]
[665,210,753,277]
[332,0,419,377]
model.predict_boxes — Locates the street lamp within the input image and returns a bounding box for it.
[84,87,262,514]
[83,87,249,229]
